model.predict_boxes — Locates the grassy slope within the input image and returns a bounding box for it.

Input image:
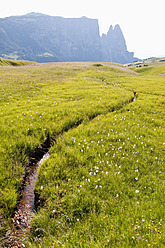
[0,62,164,247]
[0,62,134,235]
[0,57,33,66]
[125,57,165,68]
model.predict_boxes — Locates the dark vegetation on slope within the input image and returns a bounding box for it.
[0,57,33,66]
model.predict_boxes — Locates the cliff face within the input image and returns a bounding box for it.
[101,24,135,64]
[0,13,138,63]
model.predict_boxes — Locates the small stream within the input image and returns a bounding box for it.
[6,152,49,247]
[13,152,49,227]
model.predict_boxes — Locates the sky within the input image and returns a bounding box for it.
[0,0,164,59]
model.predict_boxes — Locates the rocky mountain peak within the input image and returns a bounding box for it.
[0,13,138,64]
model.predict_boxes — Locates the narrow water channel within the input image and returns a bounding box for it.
[13,152,49,227]
[6,152,49,247]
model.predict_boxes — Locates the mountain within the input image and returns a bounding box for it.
[0,13,138,64]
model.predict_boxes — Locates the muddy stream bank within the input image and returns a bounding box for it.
[5,152,49,247]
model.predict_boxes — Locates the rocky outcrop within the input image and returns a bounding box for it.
[0,13,138,64]
[101,24,135,64]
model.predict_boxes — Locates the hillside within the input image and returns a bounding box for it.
[0,57,33,66]
[0,13,138,64]
[125,57,165,68]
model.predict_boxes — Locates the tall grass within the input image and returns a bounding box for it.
[0,63,133,234]
[0,62,164,247]
[30,90,165,247]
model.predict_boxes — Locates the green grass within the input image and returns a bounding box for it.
[133,66,165,75]
[125,57,165,69]
[0,57,33,66]
[0,61,164,247]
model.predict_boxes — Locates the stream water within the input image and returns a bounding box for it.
[6,152,49,247]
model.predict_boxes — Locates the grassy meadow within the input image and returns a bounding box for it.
[0,60,164,247]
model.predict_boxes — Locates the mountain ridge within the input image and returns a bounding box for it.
[0,13,138,63]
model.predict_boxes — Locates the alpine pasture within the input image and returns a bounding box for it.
[0,60,164,247]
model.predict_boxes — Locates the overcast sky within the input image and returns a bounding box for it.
[0,0,164,59]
